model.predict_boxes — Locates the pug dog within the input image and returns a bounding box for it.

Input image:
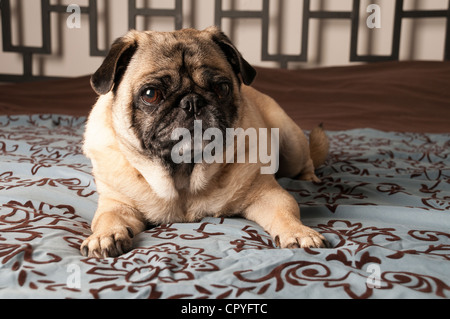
[81,26,330,258]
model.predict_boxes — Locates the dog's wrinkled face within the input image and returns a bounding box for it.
[129,35,239,170]
[90,27,256,175]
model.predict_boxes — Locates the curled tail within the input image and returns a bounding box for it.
[309,124,329,169]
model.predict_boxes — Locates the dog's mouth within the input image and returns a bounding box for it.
[137,105,229,169]
[131,84,238,175]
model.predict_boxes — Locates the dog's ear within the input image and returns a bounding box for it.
[206,26,256,86]
[91,32,138,95]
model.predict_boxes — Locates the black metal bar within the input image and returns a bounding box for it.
[401,10,448,18]
[41,0,52,54]
[0,45,47,53]
[133,8,180,16]
[350,0,401,62]
[175,0,183,30]
[1,0,48,54]
[219,10,264,18]
[23,52,32,77]
[218,0,308,68]
[349,0,360,61]
[300,0,310,64]
[0,74,65,83]
[89,0,107,57]
[49,4,89,14]
[1,0,14,52]
[308,11,352,19]
[129,0,183,31]
[129,0,137,29]
[446,2,450,60]
[391,0,404,61]
[214,0,222,27]
[260,0,270,63]
[1,0,450,82]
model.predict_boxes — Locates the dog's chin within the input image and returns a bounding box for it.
[141,112,228,174]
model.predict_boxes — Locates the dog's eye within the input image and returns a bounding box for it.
[141,89,162,105]
[214,83,231,99]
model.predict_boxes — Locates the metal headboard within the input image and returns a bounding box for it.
[1,0,449,82]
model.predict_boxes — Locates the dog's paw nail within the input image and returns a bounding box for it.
[324,239,333,248]
[274,225,329,249]
[274,235,281,248]
[127,227,134,238]
[81,245,89,257]
[101,249,109,259]
[286,242,300,249]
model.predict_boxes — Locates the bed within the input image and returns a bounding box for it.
[1,1,450,300]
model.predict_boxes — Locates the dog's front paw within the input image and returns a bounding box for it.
[80,226,135,258]
[274,225,329,249]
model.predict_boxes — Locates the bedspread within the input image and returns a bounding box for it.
[0,115,449,299]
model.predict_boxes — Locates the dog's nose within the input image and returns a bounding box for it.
[180,94,205,116]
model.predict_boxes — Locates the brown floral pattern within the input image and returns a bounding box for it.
[0,115,449,299]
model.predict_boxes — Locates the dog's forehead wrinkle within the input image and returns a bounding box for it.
[130,39,229,92]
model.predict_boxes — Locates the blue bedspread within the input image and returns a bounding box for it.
[0,115,449,299]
